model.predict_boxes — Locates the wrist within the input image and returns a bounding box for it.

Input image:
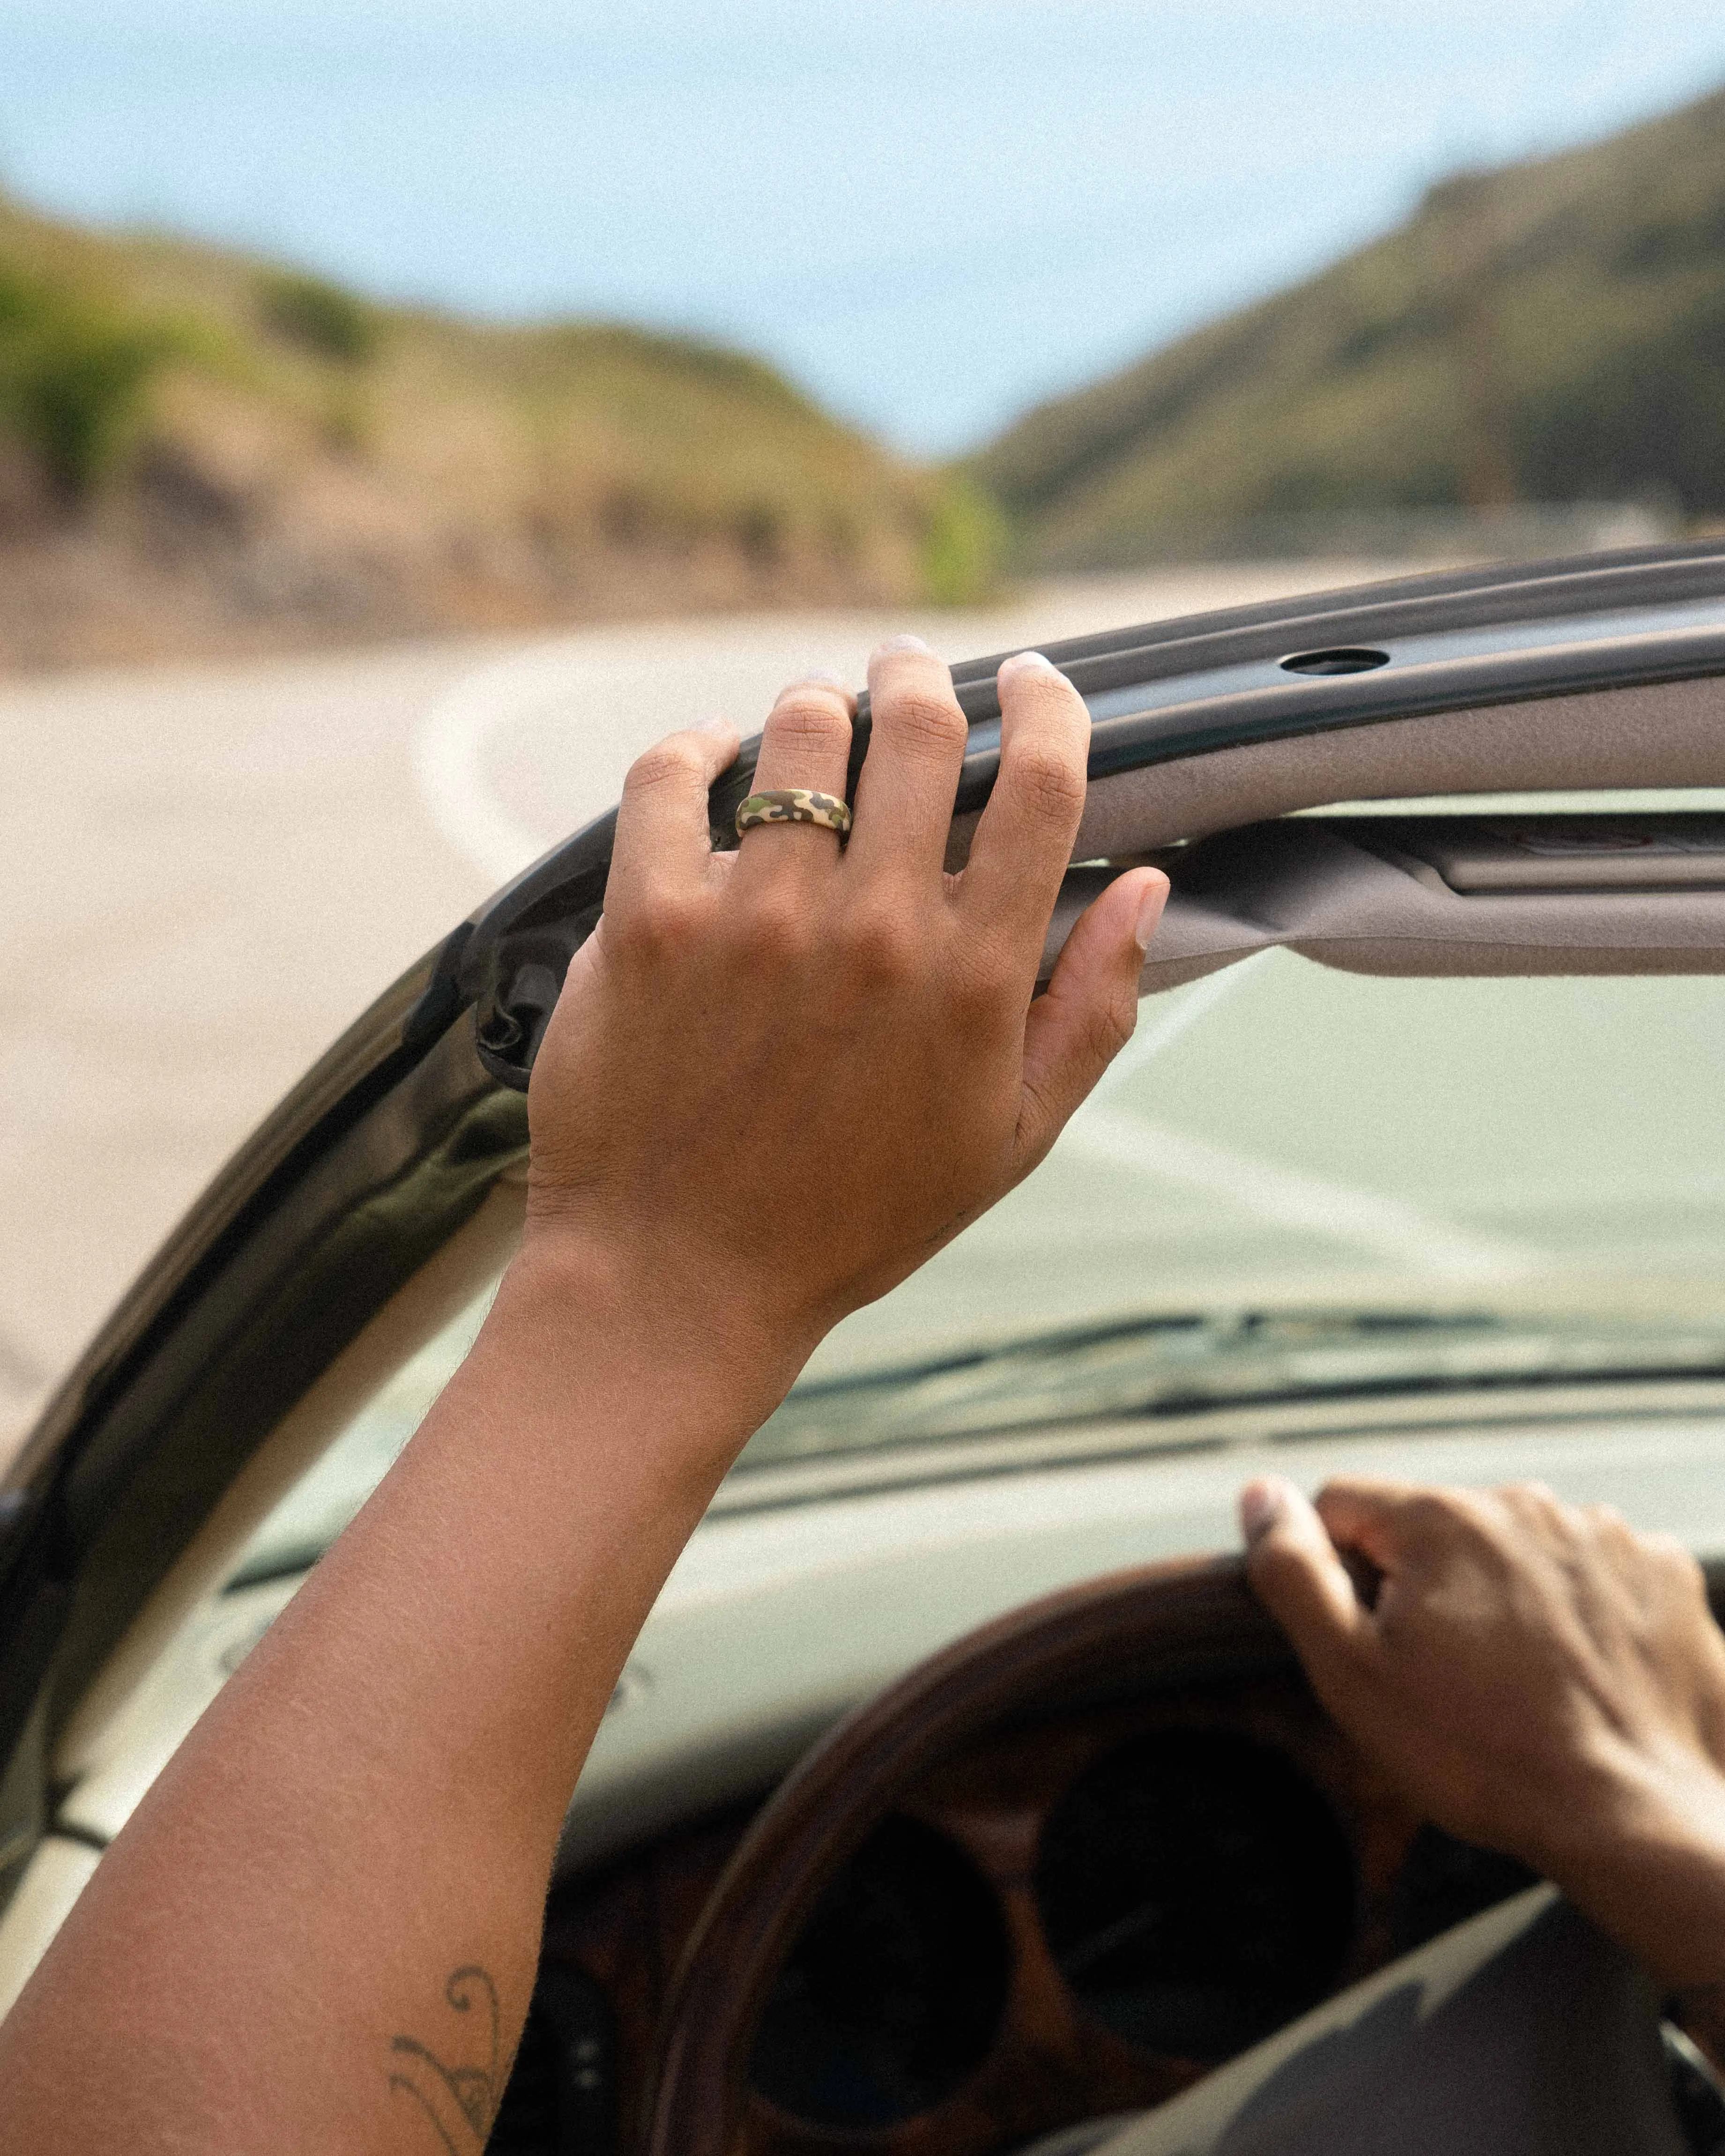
[1534,1742,1725,1987]
[481,1225,820,1480]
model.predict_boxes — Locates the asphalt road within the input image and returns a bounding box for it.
[0,563,1397,1463]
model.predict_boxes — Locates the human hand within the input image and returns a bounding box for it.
[1241,1474,1725,1983]
[520,635,1166,1405]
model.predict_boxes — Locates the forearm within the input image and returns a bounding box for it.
[0,644,1151,2150]
[0,1243,803,2155]
[1536,1748,1725,1991]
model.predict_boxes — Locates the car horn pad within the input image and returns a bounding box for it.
[1040,812,1725,993]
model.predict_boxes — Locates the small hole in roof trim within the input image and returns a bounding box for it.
[1280,646,1392,676]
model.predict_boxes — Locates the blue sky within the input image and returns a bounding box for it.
[1,0,1722,453]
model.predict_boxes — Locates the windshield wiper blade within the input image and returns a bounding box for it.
[736,1308,1725,1469]
[780,1307,1492,1402]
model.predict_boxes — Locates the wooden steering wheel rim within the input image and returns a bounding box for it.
[644,1554,1294,2156]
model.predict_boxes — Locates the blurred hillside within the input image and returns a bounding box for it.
[974,83,1725,569]
[0,197,990,667]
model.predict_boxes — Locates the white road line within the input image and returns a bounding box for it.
[411,623,867,882]
[1093,951,1275,1100]
[1063,1104,1533,1283]
[413,646,576,883]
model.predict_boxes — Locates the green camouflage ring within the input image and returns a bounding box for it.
[735,788,853,839]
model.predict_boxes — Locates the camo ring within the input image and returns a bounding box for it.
[735,789,853,839]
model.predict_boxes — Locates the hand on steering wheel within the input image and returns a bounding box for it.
[1242,1475,1725,1992]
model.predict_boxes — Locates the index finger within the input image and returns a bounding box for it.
[1313,1477,1463,1569]
[1240,1476,1372,1679]
[605,721,740,918]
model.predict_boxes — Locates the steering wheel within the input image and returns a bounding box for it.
[644,1557,1296,2156]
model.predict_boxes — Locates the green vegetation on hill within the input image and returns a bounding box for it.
[0,262,173,497]
[974,84,1725,568]
[0,194,993,664]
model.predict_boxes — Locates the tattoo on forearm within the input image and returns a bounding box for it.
[388,1964,502,2153]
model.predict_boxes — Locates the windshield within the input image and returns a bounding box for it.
[230,941,1725,1584]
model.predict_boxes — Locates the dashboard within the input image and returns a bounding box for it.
[485,1663,1535,2156]
[49,1424,1725,2152]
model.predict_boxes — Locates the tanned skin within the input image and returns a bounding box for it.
[3,637,1725,2148]
[1241,1474,1725,2050]
[0,641,1170,2152]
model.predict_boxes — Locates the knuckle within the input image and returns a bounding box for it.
[764,689,852,760]
[1103,977,1140,1050]
[610,887,702,960]
[625,736,699,797]
[1313,1476,1368,1508]
[1586,1504,1639,1555]
[1404,1489,1472,1542]
[1310,1484,1355,1534]
[1315,1475,1397,1523]
[1644,1532,1703,1586]
[1006,741,1086,822]
[885,687,968,760]
[1501,1480,1570,1534]
[838,895,919,981]
[1401,1492,1447,1534]
[1078,991,1135,1071]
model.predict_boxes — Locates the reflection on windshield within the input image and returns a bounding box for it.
[229,954,1725,1586]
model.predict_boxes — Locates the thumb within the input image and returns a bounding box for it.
[1241,1475,1370,1676]
[1014,867,1167,1172]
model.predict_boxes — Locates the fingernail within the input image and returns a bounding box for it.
[774,671,847,702]
[1240,1478,1290,1545]
[695,715,736,736]
[1133,878,1167,951]
[875,633,931,657]
[999,649,1056,676]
